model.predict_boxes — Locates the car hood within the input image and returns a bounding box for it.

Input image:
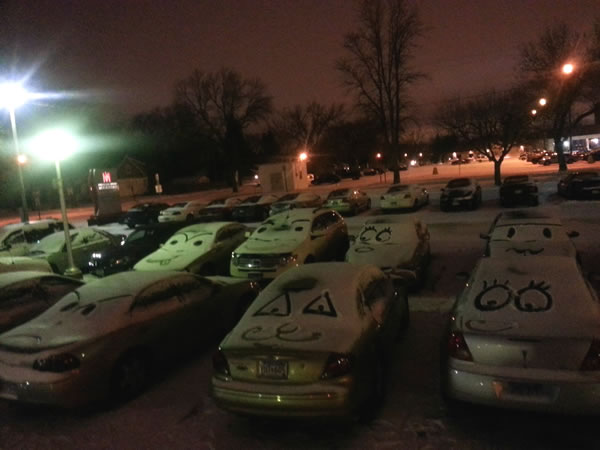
[134,244,211,271]
[346,243,415,268]
[236,235,304,254]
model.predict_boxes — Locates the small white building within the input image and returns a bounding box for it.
[258,161,309,193]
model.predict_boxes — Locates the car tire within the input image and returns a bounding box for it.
[186,214,194,222]
[359,354,386,423]
[110,351,150,403]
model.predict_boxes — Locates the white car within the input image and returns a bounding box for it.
[0,219,72,257]
[158,200,207,223]
[480,210,579,258]
[346,218,430,284]
[380,184,429,211]
[0,256,52,273]
[231,208,348,280]
[134,222,247,275]
[441,255,600,414]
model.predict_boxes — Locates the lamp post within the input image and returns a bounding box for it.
[0,82,30,222]
[561,63,576,170]
[31,129,81,279]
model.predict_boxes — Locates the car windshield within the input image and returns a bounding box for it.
[172,202,187,208]
[254,218,310,235]
[447,178,471,188]
[242,195,261,203]
[126,229,148,243]
[208,199,225,206]
[31,231,72,253]
[328,189,349,198]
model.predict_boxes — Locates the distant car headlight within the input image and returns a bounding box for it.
[33,353,80,372]
[92,252,102,259]
[278,253,297,267]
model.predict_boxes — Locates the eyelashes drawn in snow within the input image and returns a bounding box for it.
[355,226,392,252]
[253,290,337,318]
[504,247,545,255]
[474,279,553,313]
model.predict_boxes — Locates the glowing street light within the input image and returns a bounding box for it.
[0,81,31,222]
[376,152,382,159]
[539,98,547,106]
[298,151,307,162]
[531,109,537,116]
[30,128,81,278]
[562,63,574,75]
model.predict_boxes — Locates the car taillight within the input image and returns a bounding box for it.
[212,348,231,376]
[580,340,600,371]
[33,353,80,372]
[320,353,353,379]
[447,331,473,362]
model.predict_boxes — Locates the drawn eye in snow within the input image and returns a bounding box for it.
[504,247,545,255]
[515,280,552,312]
[474,279,513,311]
[375,227,392,242]
[302,290,337,317]
[359,226,377,242]
[253,292,291,317]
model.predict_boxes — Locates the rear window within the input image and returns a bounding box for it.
[447,178,470,188]
[328,189,349,198]
[387,185,408,193]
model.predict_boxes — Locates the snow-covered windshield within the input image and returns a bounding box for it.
[172,202,187,208]
[253,218,310,237]
[278,193,299,202]
[328,189,349,199]
[31,231,72,254]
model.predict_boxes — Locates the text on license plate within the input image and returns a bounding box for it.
[258,359,288,379]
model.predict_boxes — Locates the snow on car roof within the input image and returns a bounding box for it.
[174,221,235,235]
[494,210,562,227]
[266,208,319,223]
[456,256,600,337]
[0,270,70,288]
[358,220,420,244]
[296,192,319,201]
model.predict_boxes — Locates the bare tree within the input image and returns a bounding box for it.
[273,102,345,155]
[519,20,600,171]
[337,0,425,184]
[175,68,272,191]
[436,88,534,185]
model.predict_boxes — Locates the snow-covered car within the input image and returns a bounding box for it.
[231,194,280,222]
[28,228,123,274]
[499,175,538,207]
[346,218,430,285]
[230,208,348,281]
[269,192,323,216]
[440,178,482,211]
[480,210,579,258]
[324,188,371,215]
[134,222,247,275]
[0,271,84,334]
[212,262,409,420]
[119,202,170,229]
[380,184,429,211]
[0,219,72,257]
[196,197,243,221]
[0,271,259,407]
[441,255,600,414]
[557,171,600,199]
[0,256,52,273]
[158,200,207,223]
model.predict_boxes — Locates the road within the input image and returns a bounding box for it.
[2,182,600,448]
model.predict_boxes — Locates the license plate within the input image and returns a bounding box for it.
[258,359,288,379]
[506,382,546,397]
[248,272,263,279]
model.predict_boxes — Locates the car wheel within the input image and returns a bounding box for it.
[186,213,194,222]
[110,352,150,402]
[359,354,386,423]
[304,255,315,264]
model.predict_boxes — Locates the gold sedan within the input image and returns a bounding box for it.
[212,262,408,420]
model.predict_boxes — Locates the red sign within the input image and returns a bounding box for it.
[102,172,112,183]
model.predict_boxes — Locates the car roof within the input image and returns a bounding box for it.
[0,270,81,288]
[493,210,562,227]
[268,207,328,222]
[74,271,200,303]
[173,221,240,234]
[0,219,60,231]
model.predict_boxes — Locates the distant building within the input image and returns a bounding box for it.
[117,157,148,198]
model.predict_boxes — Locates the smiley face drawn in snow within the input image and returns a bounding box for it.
[145,230,212,265]
[474,279,552,313]
[244,290,338,342]
[354,226,393,253]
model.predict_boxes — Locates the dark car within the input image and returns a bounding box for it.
[440,177,482,211]
[499,175,538,207]
[88,222,190,277]
[196,197,242,221]
[336,166,361,179]
[231,194,279,222]
[557,171,600,199]
[119,202,170,229]
[311,173,342,185]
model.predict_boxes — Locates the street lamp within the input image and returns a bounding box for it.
[562,63,574,75]
[0,81,30,222]
[298,151,308,162]
[30,128,81,278]
[539,98,547,106]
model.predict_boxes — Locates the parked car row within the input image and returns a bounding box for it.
[440,209,600,414]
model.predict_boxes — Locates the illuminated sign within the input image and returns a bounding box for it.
[97,182,119,191]
[102,172,112,183]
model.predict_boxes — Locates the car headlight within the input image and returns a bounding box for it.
[92,252,102,259]
[33,353,80,372]
[231,252,240,266]
[278,254,297,266]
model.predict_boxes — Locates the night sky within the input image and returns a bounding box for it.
[1,0,599,119]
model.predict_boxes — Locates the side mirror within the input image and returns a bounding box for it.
[479,233,490,240]
[567,230,580,238]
